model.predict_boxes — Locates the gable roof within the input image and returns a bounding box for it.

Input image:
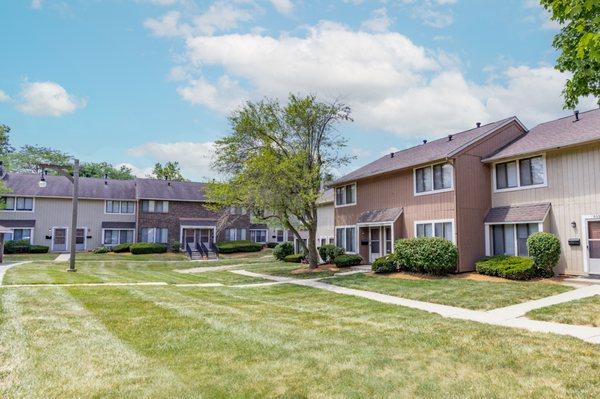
[484,203,551,224]
[357,207,403,224]
[484,108,600,162]
[332,116,520,186]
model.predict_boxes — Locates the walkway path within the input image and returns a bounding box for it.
[175,264,248,274]
[0,261,31,285]
[54,254,70,262]
[231,270,600,344]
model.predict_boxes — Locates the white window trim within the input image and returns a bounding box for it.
[581,215,600,274]
[484,221,544,256]
[4,228,35,244]
[101,228,136,246]
[413,219,456,244]
[179,226,217,248]
[104,200,136,215]
[249,229,268,243]
[492,154,548,193]
[335,225,358,254]
[1,196,35,213]
[334,183,357,208]
[51,226,69,252]
[413,163,454,197]
[141,200,169,213]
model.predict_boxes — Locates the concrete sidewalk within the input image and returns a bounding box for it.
[231,270,600,344]
[0,261,32,285]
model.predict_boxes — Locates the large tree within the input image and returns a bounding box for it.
[79,162,135,180]
[7,145,72,174]
[150,161,188,181]
[207,94,353,269]
[0,125,13,156]
[541,0,600,108]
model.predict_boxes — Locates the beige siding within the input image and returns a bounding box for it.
[316,202,334,242]
[0,198,135,251]
[491,142,600,274]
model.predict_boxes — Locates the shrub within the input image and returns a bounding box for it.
[284,253,305,263]
[112,243,132,253]
[318,244,345,263]
[273,242,294,260]
[266,242,278,248]
[527,232,561,277]
[333,254,363,267]
[130,242,168,255]
[216,240,262,254]
[475,256,536,280]
[371,255,397,273]
[29,245,49,254]
[394,237,458,275]
[169,241,181,253]
[93,246,110,254]
[3,239,31,254]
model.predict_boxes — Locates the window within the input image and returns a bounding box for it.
[384,226,392,254]
[492,223,539,256]
[2,196,33,211]
[335,183,356,206]
[140,228,168,243]
[415,163,453,194]
[250,229,267,243]
[495,156,545,191]
[229,206,247,215]
[336,227,356,252]
[106,200,135,214]
[415,220,454,242]
[226,228,246,241]
[103,229,134,245]
[329,238,335,245]
[6,229,32,243]
[141,200,169,213]
[276,230,284,242]
[3,197,14,210]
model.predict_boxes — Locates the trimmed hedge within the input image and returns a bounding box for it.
[112,243,132,253]
[3,239,31,254]
[333,254,363,267]
[527,232,561,277]
[273,242,294,260]
[318,244,345,263]
[93,246,110,254]
[284,253,305,263]
[216,240,262,254]
[371,255,397,273]
[130,242,168,255]
[266,242,278,249]
[29,245,49,253]
[475,256,536,280]
[394,237,458,275]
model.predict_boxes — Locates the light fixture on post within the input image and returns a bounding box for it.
[38,171,47,188]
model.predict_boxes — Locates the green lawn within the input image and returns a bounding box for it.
[326,273,573,310]
[3,253,58,262]
[527,295,600,327]
[243,261,337,279]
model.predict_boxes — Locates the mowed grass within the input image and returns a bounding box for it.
[527,295,600,327]
[244,261,337,279]
[326,273,573,310]
[0,284,598,398]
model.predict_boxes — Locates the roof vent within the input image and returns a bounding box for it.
[167,181,171,186]
[574,110,580,122]
[390,152,394,158]
[448,134,453,141]
[104,173,108,185]
[476,122,481,128]
[422,140,427,145]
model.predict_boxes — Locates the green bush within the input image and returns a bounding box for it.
[371,255,397,273]
[216,240,262,254]
[318,244,345,263]
[130,242,168,255]
[29,245,49,253]
[93,246,110,254]
[169,241,181,253]
[3,239,31,254]
[394,237,458,275]
[527,232,561,277]
[475,256,536,280]
[112,243,132,253]
[333,254,363,267]
[266,242,278,248]
[273,242,294,260]
[284,253,305,263]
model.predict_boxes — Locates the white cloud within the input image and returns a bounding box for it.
[269,0,293,14]
[17,81,86,117]
[127,141,218,180]
[177,75,248,113]
[117,162,154,178]
[523,0,561,30]
[30,0,42,10]
[361,8,393,33]
[412,1,454,28]
[0,90,10,103]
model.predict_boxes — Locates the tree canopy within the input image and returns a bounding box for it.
[541,0,600,108]
[79,162,135,180]
[0,125,13,156]
[150,161,188,181]
[207,94,353,268]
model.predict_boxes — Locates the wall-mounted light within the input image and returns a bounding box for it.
[38,171,47,188]
[571,221,577,229]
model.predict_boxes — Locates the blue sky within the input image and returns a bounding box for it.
[0,0,595,180]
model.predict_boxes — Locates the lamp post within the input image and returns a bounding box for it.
[39,159,80,272]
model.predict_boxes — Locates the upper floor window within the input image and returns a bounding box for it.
[2,196,34,212]
[415,163,453,195]
[335,183,356,207]
[229,206,247,215]
[141,200,169,213]
[495,156,546,191]
[105,200,136,214]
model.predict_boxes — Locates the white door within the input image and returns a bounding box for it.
[587,220,600,275]
[184,229,196,248]
[369,227,381,263]
[52,228,67,252]
[200,229,211,247]
[76,228,86,251]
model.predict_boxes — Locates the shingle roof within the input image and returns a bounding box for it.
[484,203,551,224]
[1,173,136,200]
[101,221,136,229]
[250,223,268,229]
[484,108,600,162]
[316,188,334,205]
[0,225,12,234]
[179,218,217,227]
[135,178,206,201]
[0,220,36,228]
[357,207,403,224]
[332,117,519,185]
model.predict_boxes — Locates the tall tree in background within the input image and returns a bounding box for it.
[7,145,71,174]
[541,0,600,108]
[150,161,188,181]
[0,125,13,156]
[79,162,135,180]
[207,94,353,269]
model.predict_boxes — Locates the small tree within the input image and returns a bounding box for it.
[150,161,188,181]
[207,94,353,269]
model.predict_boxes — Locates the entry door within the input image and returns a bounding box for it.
[369,227,381,263]
[200,229,211,247]
[76,228,86,251]
[53,228,67,252]
[587,220,600,274]
[184,229,196,247]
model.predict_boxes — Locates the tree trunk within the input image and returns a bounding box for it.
[307,225,319,269]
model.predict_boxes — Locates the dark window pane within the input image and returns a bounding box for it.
[520,158,533,186]
[345,185,355,204]
[517,224,529,256]
[530,156,544,185]
[589,221,600,240]
[336,188,343,205]
[589,241,600,259]
[492,225,504,255]
[433,165,443,190]
[442,163,453,189]
[496,164,507,189]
